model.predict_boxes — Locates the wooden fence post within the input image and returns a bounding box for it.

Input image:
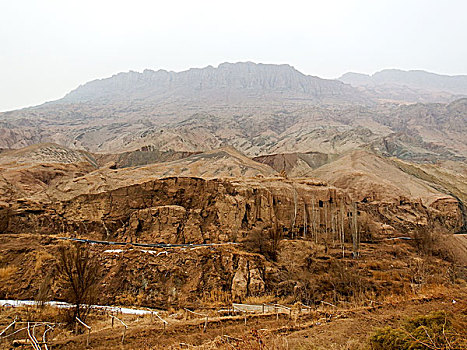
[109,315,127,344]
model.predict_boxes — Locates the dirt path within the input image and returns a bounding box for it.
[283,296,466,350]
[53,313,293,349]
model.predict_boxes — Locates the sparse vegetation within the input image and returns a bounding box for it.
[243,227,281,261]
[370,311,467,350]
[55,242,101,325]
[0,265,17,280]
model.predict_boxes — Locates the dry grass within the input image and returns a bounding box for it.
[202,288,232,305]
[370,310,467,350]
[115,292,146,306]
[0,265,17,280]
[372,270,404,282]
[243,294,277,305]
[364,260,386,271]
[34,250,55,272]
[180,331,370,350]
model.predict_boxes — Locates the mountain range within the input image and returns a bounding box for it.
[1,62,466,163]
[339,69,467,104]
[62,62,360,105]
[339,69,467,95]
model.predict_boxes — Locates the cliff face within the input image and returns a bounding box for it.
[0,234,269,306]
[3,176,347,242]
[2,174,462,246]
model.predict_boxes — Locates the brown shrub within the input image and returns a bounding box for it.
[55,242,101,326]
[243,227,281,261]
[0,265,17,280]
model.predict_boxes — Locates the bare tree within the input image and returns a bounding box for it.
[340,203,345,257]
[311,195,316,242]
[316,200,321,244]
[56,243,101,324]
[324,201,329,243]
[291,183,298,238]
[303,203,307,238]
[351,203,360,259]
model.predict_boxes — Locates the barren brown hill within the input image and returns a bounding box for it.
[310,150,462,232]
[389,158,467,233]
[312,150,453,205]
[1,143,465,349]
[93,148,198,168]
[0,143,97,206]
[253,152,339,178]
[0,144,463,236]
[0,142,97,166]
[50,146,278,201]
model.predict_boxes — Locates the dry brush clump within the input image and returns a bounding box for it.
[369,310,467,350]
[275,258,374,307]
[0,265,17,280]
[411,225,442,257]
[409,224,466,290]
[55,242,102,326]
[243,227,282,262]
[192,330,293,350]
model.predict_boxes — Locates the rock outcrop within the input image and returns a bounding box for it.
[3,176,349,244]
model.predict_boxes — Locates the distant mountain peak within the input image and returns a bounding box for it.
[60,62,359,104]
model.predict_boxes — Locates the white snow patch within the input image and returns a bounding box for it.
[0,300,156,315]
[104,249,124,253]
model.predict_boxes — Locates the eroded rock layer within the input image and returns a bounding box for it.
[1,174,462,245]
[3,177,346,242]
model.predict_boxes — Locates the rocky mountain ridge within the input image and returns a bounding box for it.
[1,63,465,163]
[61,62,362,105]
[340,69,467,94]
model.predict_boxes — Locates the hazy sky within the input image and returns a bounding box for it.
[1,0,466,112]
